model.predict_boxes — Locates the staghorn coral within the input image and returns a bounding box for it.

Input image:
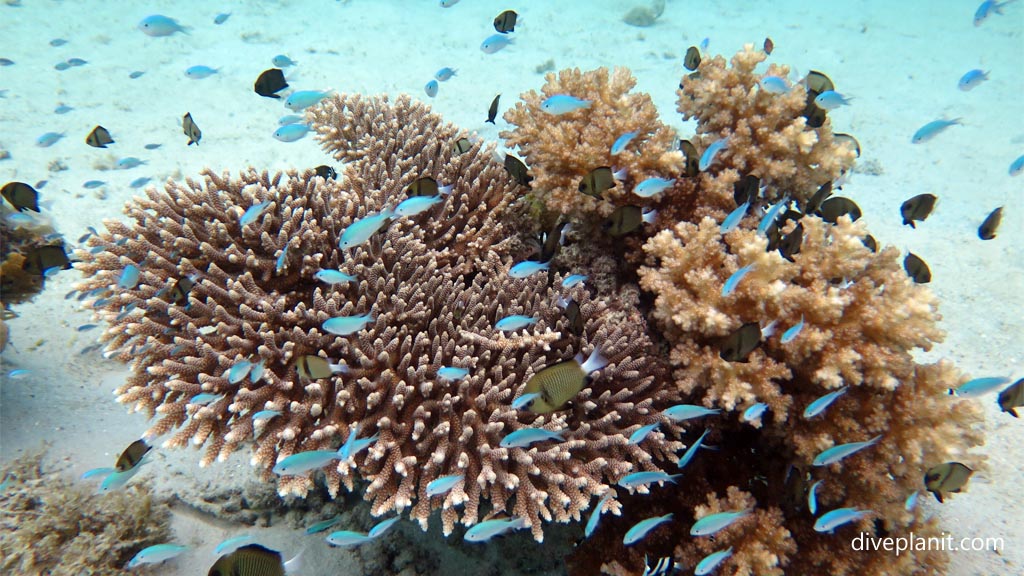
[71,44,988,573]
[676,44,856,205]
[501,66,685,218]
[0,450,170,575]
[73,94,683,542]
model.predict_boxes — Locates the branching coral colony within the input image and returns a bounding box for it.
[73,43,986,573]
[74,94,681,542]
[503,44,983,575]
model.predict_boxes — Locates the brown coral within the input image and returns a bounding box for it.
[497,46,984,576]
[675,487,796,576]
[676,44,856,205]
[0,203,65,308]
[501,66,685,218]
[0,451,170,575]
[73,94,683,542]
[1,202,69,353]
[635,214,984,574]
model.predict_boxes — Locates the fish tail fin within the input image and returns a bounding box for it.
[81,467,116,481]
[284,548,304,574]
[582,347,609,373]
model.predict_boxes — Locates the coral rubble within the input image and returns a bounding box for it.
[0,451,170,575]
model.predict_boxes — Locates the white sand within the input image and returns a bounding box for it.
[1,0,1021,574]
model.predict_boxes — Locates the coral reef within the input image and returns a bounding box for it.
[633,215,983,575]
[73,94,683,541]
[501,67,684,219]
[0,450,170,575]
[0,203,65,308]
[71,40,986,573]
[676,44,857,207]
[502,44,983,576]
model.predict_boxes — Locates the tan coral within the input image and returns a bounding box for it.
[0,451,170,575]
[554,45,983,576]
[677,44,856,204]
[638,213,984,574]
[73,94,684,542]
[502,67,685,218]
[674,487,796,576]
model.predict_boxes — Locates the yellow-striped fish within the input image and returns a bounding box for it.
[85,125,114,148]
[578,167,623,199]
[522,348,607,413]
[998,378,1024,417]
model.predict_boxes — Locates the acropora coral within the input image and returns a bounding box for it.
[71,40,986,575]
[74,94,683,542]
[676,45,857,205]
[0,451,170,575]
[502,43,983,575]
[633,215,983,575]
[502,66,684,219]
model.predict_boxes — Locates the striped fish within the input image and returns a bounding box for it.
[642,555,681,576]
[523,348,607,413]
[208,543,297,575]
[115,439,151,472]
